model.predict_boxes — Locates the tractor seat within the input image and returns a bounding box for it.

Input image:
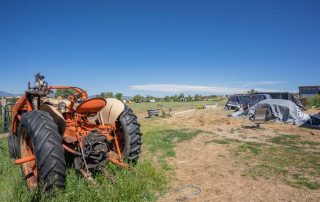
[75,98,107,114]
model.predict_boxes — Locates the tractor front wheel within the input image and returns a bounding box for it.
[18,110,66,191]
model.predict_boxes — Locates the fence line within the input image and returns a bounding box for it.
[0,104,13,133]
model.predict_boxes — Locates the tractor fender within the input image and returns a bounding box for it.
[39,104,66,135]
[98,98,125,125]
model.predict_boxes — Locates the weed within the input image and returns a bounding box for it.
[205,139,230,145]
[270,134,320,149]
[236,142,262,155]
[270,134,300,146]
[305,95,320,109]
[291,175,320,190]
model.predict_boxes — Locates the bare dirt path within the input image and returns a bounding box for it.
[158,108,320,202]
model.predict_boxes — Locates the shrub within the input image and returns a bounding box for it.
[306,95,320,109]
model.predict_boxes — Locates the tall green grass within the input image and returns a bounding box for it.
[0,120,203,201]
[0,140,167,201]
[305,94,320,109]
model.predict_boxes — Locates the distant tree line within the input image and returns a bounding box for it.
[97,91,220,103]
[98,92,123,100]
[55,89,77,98]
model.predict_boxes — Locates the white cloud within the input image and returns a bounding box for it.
[129,84,282,95]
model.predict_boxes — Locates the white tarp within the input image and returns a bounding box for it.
[248,99,310,125]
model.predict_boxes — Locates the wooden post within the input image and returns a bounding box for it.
[0,98,6,133]
[1,107,4,133]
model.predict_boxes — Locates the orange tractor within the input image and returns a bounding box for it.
[7,73,142,191]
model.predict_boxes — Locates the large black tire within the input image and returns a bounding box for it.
[18,110,66,191]
[118,106,142,163]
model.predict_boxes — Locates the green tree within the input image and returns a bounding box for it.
[99,92,114,98]
[186,95,193,102]
[164,96,171,102]
[99,92,105,98]
[132,95,144,103]
[106,92,114,98]
[145,95,155,102]
[155,97,162,102]
[178,93,185,101]
[170,94,179,102]
[115,93,123,100]
[55,89,77,99]
[247,89,258,94]
[194,94,202,101]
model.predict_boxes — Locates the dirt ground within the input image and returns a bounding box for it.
[154,108,320,202]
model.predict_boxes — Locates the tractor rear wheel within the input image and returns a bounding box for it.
[18,110,66,191]
[117,106,142,163]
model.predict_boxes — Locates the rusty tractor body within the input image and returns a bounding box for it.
[7,73,142,191]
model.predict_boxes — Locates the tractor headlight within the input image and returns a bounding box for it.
[58,101,67,113]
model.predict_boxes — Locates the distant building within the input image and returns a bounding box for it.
[299,86,320,97]
[122,96,132,103]
[0,98,6,107]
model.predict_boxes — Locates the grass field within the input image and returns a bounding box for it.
[1,100,319,201]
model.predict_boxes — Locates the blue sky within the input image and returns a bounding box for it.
[1,0,319,96]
